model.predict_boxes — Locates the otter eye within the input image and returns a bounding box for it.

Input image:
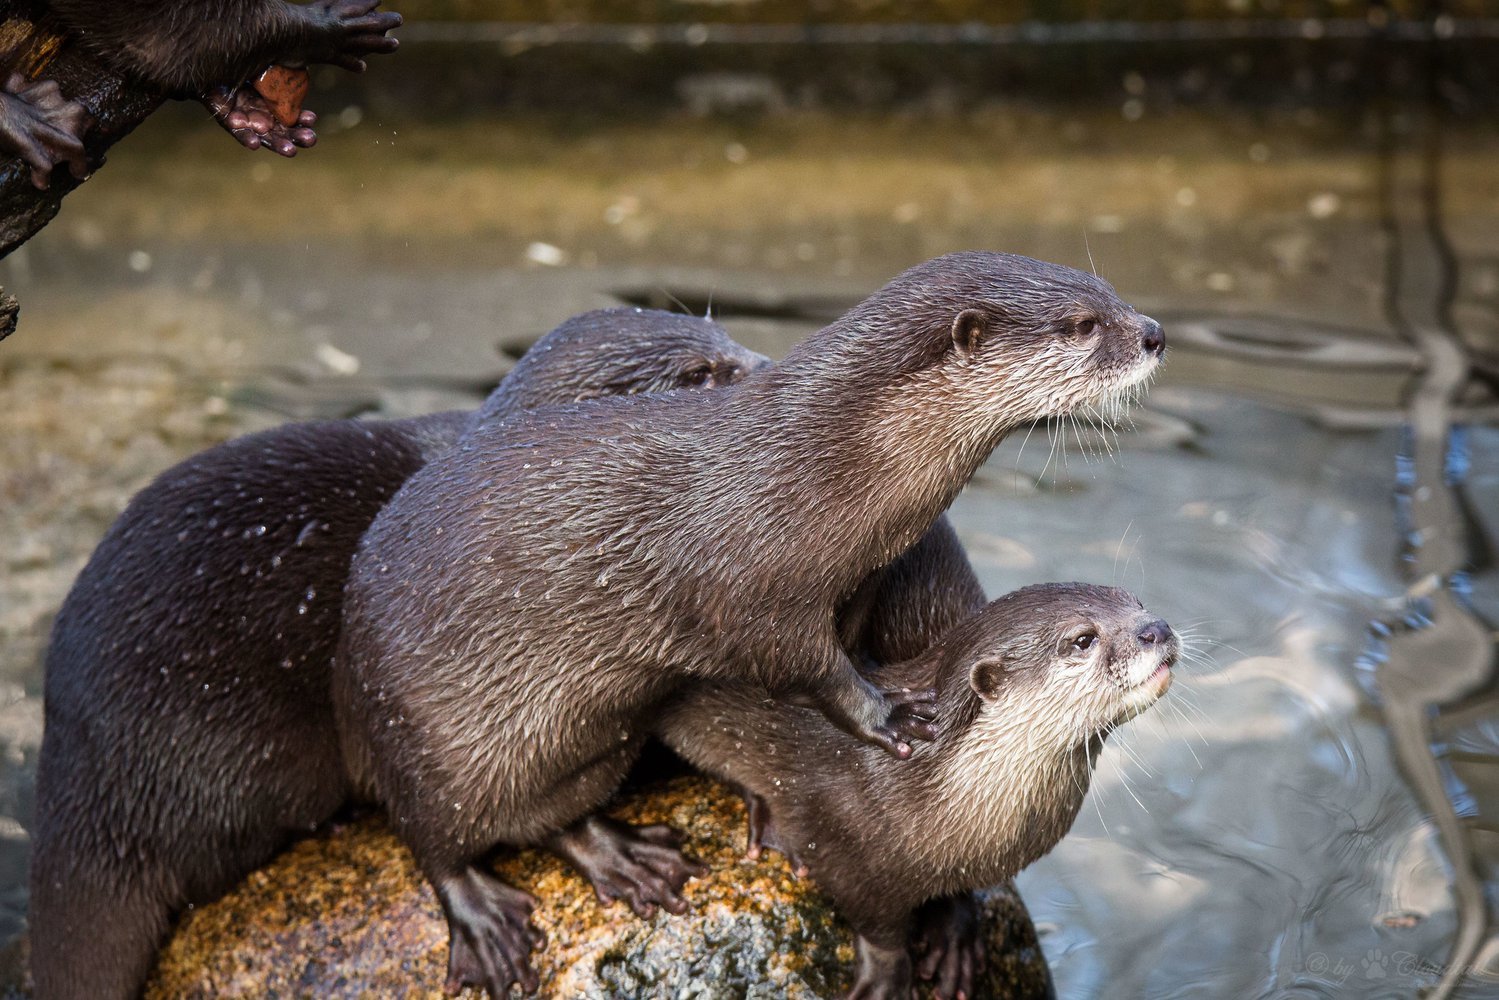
[1075,318,1098,336]
[682,365,714,387]
[1071,631,1097,652]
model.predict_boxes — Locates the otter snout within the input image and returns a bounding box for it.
[1139,317,1165,359]
[1137,619,1172,648]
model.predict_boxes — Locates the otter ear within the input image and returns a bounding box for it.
[969,655,1008,702]
[951,308,988,358]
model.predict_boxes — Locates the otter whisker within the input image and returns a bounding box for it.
[1011,419,1044,487]
[1161,701,1208,767]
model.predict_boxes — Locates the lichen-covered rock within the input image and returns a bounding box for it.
[146,777,1054,999]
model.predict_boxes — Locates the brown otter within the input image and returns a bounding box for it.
[28,308,764,1000]
[661,583,1178,1000]
[763,514,996,1000]
[335,251,1167,997]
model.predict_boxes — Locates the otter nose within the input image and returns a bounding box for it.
[1140,318,1165,358]
[1137,619,1173,647]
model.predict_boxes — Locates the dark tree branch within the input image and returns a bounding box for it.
[0,284,17,340]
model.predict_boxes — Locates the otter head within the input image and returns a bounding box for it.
[846,252,1165,452]
[963,582,1177,746]
[489,307,767,420]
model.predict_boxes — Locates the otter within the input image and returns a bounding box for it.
[2,0,401,185]
[336,250,1167,997]
[29,308,764,1000]
[660,583,1178,1000]
[757,514,996,1000]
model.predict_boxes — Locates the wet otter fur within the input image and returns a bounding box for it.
[335,250,1166,997]
[660,583,1179,1000]
[29,308,764,1000]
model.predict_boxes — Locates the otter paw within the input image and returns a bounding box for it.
[202,85,317,157]
[886,686,939,737]
[0,73,92,189]
[862,687,940,759]
[912,894,985,1000]
[304,0,402,73]
[551,816,707,919]
[437,868,544,999]
[848,935,917,1000]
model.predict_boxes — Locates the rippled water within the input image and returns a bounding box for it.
[2,13,1498,998]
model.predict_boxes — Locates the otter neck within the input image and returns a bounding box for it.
[879,677,1096,889]
[722,350,1018,600]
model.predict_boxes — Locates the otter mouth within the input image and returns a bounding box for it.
[1113,655,1175,720]
[1140,659,1174,697]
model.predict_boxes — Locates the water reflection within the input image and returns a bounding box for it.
[1363,12,1499,997]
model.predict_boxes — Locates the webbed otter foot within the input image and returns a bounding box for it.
[436,866,544,999]
[0,74,92,189]
[296,0,402,73]
[851,686,940,759]
[802,663,939,760]
[848,933,916,1000]
[912,893,985,1000]
[742,790,810,877]
[548,815,707,919]
[202,83,317,157]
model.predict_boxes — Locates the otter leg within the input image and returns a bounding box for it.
[796,657,939,759]
[0,74,92,189]
[847,929,917,1000]
[435,865,545,999]
[29,854,172,999]
[547,814,707,919]
[911,893,985,1000]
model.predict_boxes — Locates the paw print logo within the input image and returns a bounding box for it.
[1363,949,1389,979]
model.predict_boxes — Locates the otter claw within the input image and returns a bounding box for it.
[885,686,938,718]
